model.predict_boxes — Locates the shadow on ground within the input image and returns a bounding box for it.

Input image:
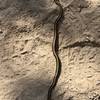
[14,77,65,100]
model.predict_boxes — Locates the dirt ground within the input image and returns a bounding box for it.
[0,0,100,100]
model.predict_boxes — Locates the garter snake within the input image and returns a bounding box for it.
[47,0,63,100]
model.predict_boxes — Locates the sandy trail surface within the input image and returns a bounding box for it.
[0,0,100,100]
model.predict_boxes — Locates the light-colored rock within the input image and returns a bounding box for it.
[0,0,100,100]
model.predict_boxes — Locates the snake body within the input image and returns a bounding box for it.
[47,0,63,100]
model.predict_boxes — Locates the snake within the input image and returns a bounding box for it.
[47,0,63,100]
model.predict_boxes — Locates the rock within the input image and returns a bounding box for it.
[0,0,100,100]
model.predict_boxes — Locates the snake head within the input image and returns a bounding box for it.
[54,0,60,3]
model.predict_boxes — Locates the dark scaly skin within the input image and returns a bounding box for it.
[47,0,63,100]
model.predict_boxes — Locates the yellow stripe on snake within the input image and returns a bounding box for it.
[47,0,63,100]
